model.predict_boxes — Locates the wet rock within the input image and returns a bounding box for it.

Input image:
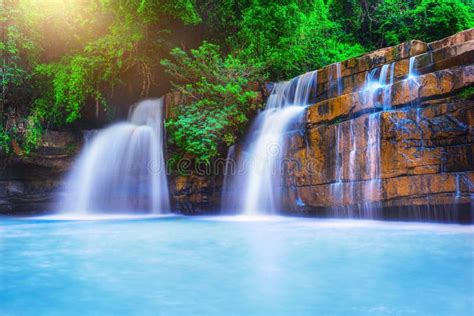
[0,130,80,215]
[169,173,221,214]
[429,28,474,50]
[313,36,473,103]
[284,31,474,220]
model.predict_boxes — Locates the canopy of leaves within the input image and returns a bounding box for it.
[1,0,472,157]
[329,0,473,48]
[1,0,200,154]
[161,42,263,162]
[199,0,366,80]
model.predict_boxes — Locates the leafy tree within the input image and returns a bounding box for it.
[412,0,473,43]
[0,0,39,153]
[1,0,200,154]
[0,0,37,114]
[329,0,473,48]
[161,42,263,162]
[200,0,365,80]
[32,0,200,123]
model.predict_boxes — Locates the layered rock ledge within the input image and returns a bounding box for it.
[282,29,474,222]
[0,131,80,214]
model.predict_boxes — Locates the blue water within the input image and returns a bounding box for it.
[1,216,473,315]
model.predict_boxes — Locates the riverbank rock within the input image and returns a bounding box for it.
[0,131,80,214]
[282,29,474,222]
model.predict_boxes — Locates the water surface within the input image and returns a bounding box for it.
[1,216,473,315]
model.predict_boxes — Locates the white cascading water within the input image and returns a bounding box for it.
[330,122,344,214]
[224,70,318,215]
[348,119,358,217]
[349,57,415,217]
[407,56,424,126]
[328,62,342,98]
[221,144,236,208]
[408,56,417,80]
[363,112,382,217]
[58,98,170,214]
[331,62,397,218]
[382,62,395,109]
[362,62,395,106]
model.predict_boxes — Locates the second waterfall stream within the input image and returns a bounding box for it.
[223,70,319,215]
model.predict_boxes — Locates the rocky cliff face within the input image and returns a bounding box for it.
[0,131,80,214]
[282,29,474,222]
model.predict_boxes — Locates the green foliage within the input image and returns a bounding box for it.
[1,0,200,155]
[30,0,201,126]
[0,1,37,104]
[23,114,44,155]
[0,126,12,154]
[372,0,473,46]
[0,24,29,92]
[201,0,365,80]
[161,42,263,162]
[412,0,473,43]
[459,86,474,100]
[199,0,471,79]
[33,56,105,125]
[0,112,43,156]
[1,0,472,158]
[329,0,474,48]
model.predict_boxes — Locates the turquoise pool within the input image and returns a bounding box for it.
[1,216,473,315]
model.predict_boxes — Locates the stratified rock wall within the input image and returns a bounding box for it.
[0,131,80,214]
[283,29,474,222]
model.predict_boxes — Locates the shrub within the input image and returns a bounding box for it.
[161,42,264,162]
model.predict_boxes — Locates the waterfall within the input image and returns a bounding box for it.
[348,120,358,217]
[335,63,397,218]
[350,56,418,217]
[223,70,318,215]
[408,56,417,79]
[328,62,342,98]
[83,130,98,146]
[221,144,236,207]
[379,64,389,86]
[406,56,425,144]
[362,63,395,105]
[330,123,344,214]
[330,113,382,219]
[382,63,395,109]
[363,68,380,91]
[363,112,382,217]
[58,98,170,214]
